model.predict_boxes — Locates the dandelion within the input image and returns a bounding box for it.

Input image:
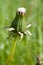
[8,7,32,41]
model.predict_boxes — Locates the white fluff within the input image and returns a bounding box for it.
[8,28,15,31]
[26,30,32,36]
[26,24,32,28]
[25,30,32,36]
[18,32,23,41]
[17,7,26,13]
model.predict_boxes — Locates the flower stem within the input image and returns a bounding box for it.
[6,37,18,65]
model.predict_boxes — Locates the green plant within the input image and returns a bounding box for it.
[0,0,43,65]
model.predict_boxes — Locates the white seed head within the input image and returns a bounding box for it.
[17,7,26,13]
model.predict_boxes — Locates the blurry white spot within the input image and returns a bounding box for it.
[18,32,23,41]
[26,24,32,28]
[27,30,32,36]
[0,44,4,50]
[17,7,26,13]
[25,30,32,36]
[24,31,27,34]
[8,28,15,31]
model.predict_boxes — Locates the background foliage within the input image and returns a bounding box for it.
[0,0,43,65]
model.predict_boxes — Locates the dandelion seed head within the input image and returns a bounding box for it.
[17,7,26,13]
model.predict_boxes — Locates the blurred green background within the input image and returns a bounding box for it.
[0,0,43,65]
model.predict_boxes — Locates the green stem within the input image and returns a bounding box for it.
[6,37,18,65]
